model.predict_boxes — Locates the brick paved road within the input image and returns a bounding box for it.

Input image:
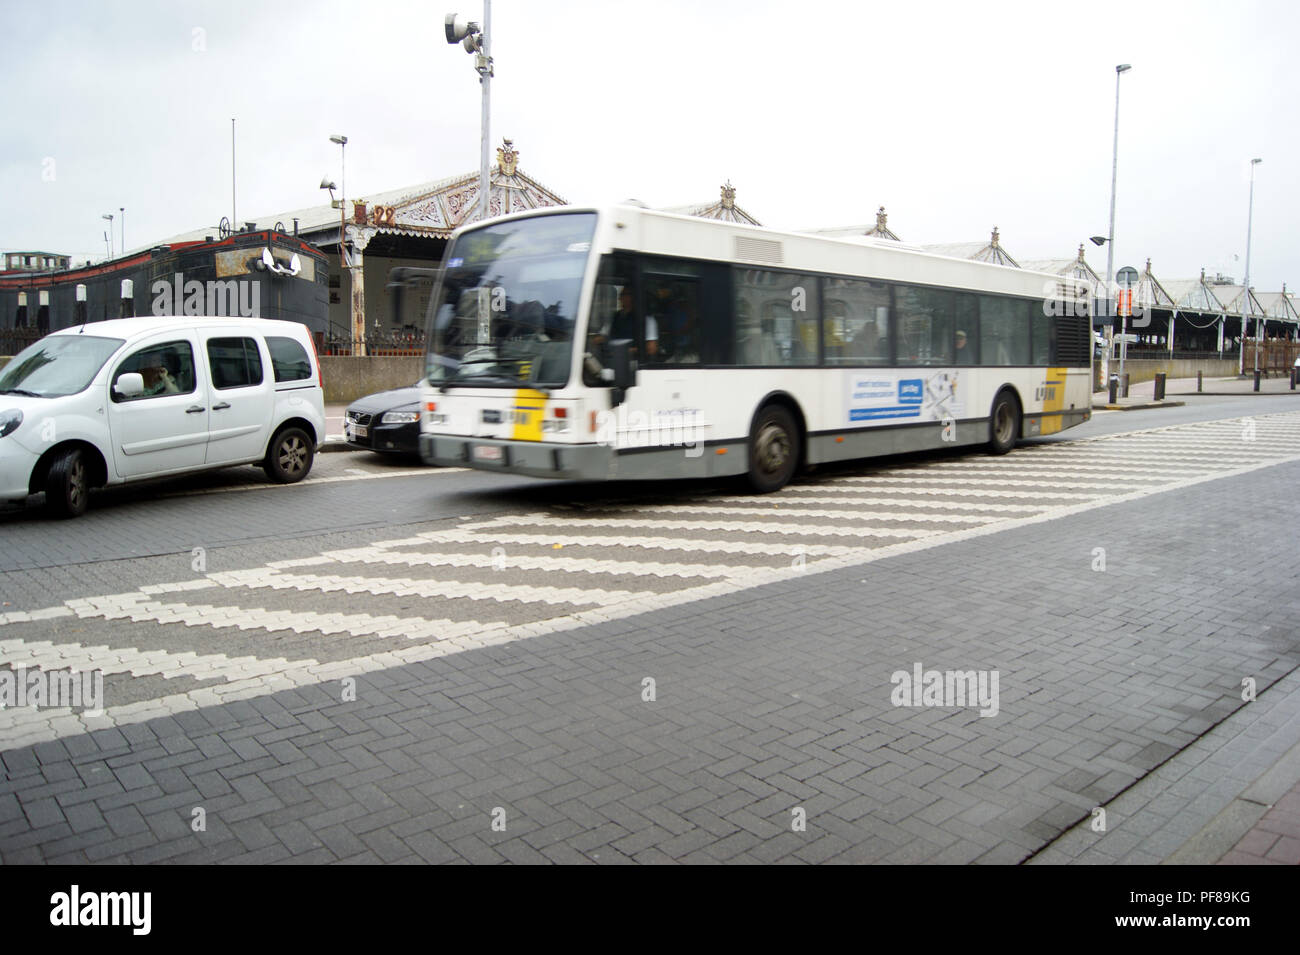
[1,411,1298,863]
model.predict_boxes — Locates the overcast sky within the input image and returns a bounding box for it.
[3,0,1296,290]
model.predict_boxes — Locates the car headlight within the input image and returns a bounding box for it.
[0,409,22,438]
[381,411,419,425]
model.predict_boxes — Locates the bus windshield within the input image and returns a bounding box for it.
[425,212,596,389]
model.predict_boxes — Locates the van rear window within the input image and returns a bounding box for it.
[266,336,313,383]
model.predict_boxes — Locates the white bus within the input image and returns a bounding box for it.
[419,205,1093,492]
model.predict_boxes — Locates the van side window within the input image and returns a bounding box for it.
[207,337,264,389]
[111,341,196,402]
[266,336,312,382]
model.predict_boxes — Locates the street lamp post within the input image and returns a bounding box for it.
[101,214,115,259]
[446,5,494,221]
[1240,157,1262,376]
[328,133,365,353]
[120,207,125,256]
[1103,64,1132,385]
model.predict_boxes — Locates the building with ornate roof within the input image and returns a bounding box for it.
[805,207,901,242]
[662,182,762,226]
[156,139,567,351]
[1020,244,1106,299]
[923,227,1020,268]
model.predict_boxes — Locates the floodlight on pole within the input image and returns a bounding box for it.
[1102,63,1132,384]
[446,6,493,221]
[101,214,115,259]
[1241,157,1262,376]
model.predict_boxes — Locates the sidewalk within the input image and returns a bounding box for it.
[1093,373,1300,410]
[320,404,353,453]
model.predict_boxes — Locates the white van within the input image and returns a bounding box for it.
[0,316,327,517]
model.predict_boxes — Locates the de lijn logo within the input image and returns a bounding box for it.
[49,885,151,935]
[151,272,260,317]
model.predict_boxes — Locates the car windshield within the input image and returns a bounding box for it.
[425,212,595,389]
[0,334,124,398]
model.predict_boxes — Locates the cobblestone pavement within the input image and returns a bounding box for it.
[1,411,1298,863]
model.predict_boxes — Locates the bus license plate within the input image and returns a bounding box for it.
[473,444,503,462]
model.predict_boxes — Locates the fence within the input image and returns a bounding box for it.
[316,330,426,357]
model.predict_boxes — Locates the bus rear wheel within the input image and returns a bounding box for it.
[987,390,1020,455]
[747,404,800,493]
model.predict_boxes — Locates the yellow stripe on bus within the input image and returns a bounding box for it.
[511,389,548,442]
[1039,366,1069,435]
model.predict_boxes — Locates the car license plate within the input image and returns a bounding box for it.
[473,444,503,462]
[348,424,368,439]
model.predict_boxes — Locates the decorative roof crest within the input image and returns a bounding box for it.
[496,139,519,177]
[720,181,736,209]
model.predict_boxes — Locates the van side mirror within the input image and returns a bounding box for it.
[113,372,145,399]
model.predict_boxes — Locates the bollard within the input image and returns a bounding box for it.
[1108,375,1119,404]
[1254,370,1261,393]
[1154,372,1166,401]
[1197,370,1203,393]
[1122,373,1130,399]
[1292,368,1297,390]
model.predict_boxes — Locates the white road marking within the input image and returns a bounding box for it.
[4,411,1300,746]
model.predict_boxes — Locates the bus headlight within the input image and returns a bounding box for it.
[381,411,419,425]
[0,409,22,438]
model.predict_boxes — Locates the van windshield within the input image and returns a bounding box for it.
[0,334,124,398]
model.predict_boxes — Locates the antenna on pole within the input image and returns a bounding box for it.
[231,118,237,233]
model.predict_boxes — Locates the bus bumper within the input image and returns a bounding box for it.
[422,434,615,480]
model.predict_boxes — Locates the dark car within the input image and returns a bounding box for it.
[344,383,422,456]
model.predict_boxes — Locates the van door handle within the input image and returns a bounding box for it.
[185,405,205,414]
[212,401,231,411]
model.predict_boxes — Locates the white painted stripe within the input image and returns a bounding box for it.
[0,634,313,682]
[701,494,1048,513]
[887,461,1209,476]
[64,592,495,642]
[460,513,940,539]
[208,568,655,607]
[417,527,864,556]
[789,484,1101,500]
[274,544,773,579]
[833,475,1156,490]
[151,465,467,500]
[592,504,998,525]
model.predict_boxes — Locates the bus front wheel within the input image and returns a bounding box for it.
[987,391,1020,455]
[747,404,800,493]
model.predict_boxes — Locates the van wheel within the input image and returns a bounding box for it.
[987,391,1020,455]
[46,447,90,518]
[264,427,314,483]
[747,404,800,493]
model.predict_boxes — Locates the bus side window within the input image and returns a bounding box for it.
[978,295,1030,365]
[825,278,889,365]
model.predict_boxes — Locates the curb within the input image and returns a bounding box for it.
[319,438,361,453]
[1091,400,1186,411]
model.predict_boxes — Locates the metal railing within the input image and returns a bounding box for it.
[316,329,426,357]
